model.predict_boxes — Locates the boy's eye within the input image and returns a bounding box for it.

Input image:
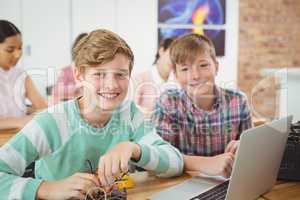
[94,72,106,78]
[181,68,188,71]
[180,65,189,71]
[93,72,129,79]
[116,73,128,79]
[5,49,14,53]
[199,63,209,68]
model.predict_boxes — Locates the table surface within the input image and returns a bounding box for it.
[0,128,19,146]
[127,172,300,200]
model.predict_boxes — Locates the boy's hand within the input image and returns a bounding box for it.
[225,140,240,155]
[206,153,234,178]
[36,172,100,200]
[97,141,141,188]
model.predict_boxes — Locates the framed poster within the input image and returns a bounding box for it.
[158,0,226,56]
[158,0,226,25]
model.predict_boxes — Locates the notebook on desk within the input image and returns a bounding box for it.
[149,116,293,200]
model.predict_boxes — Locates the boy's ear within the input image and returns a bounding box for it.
[73,67,83,82]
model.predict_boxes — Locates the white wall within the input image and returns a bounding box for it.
[0,0,21,27]
[72,0,157,76]
[0,0,239,96]
[115,0,157,76]
[21,0,72,97]
[72,0,117,34]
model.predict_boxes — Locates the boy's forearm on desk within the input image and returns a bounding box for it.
[132,141,183,177]
[183,154,210,172]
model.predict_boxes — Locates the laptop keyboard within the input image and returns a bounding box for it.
[190,180,229,200]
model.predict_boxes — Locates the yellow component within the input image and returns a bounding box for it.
[116,174,135,189]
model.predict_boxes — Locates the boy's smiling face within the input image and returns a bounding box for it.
[77,53,130,112]
[174,52,219,100]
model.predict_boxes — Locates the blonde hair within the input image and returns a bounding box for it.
[72,29,134,73]
[169,33,217,70]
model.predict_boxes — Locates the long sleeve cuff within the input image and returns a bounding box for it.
[130,144,151,167]
[130,143,183,177]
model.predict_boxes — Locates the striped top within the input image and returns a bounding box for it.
[0,99,183,200]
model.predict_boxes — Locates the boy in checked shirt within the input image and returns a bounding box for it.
[152,33,252,178]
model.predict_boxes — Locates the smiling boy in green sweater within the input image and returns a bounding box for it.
[0,29,183,200]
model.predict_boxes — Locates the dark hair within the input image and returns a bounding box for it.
[0,20,21,43]
[153,37,175,65]
[71,33,88,60]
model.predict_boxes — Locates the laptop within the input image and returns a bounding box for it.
[150,116,293,200]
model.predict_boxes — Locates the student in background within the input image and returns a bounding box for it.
[134,37,178,117]
[0,20,47,130]
[51,33,87,104]
[0,29,183,199]
[152,33,252,178]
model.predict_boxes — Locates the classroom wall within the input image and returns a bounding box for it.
[0,0,239,97]
[238,0,300,119]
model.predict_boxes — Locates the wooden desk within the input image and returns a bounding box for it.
[263,181,300,200]
[253,117,268,127]
[0,128,18,146]
[127,172,300,200]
